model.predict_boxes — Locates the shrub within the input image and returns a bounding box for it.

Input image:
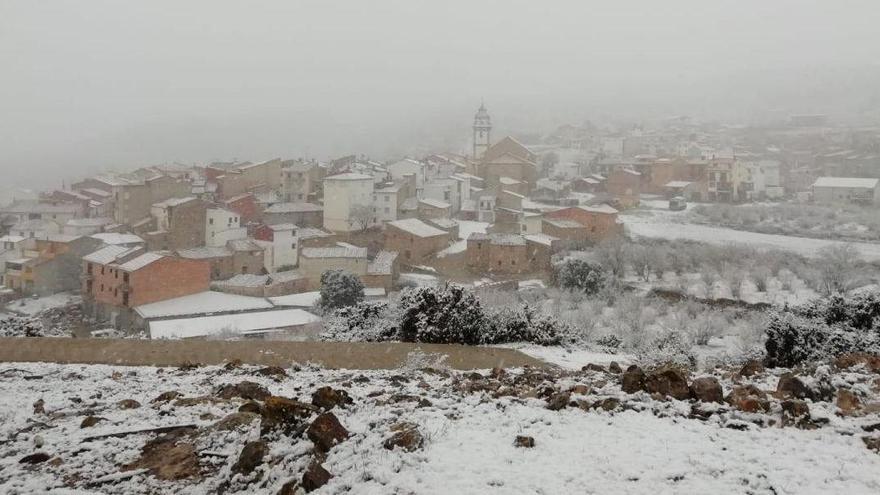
[318,269,365,310]
[398,284,484,345]
[764,291,880,367]
[482,305,574,346]
[555,258,607,294]
[636,330,696,368]
[320,301,397,342]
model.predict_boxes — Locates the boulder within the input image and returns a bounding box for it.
[621,366,647,394]
[33,399,45,415]
[307,413,349,453]
[776,373,814,400]
[255,366,288,378]
[645,366,690,400]
[608,361,623,374]
[117,399,142,410]
[301,461,332,492]
[690,377,723,403]
[837,389,863,415]
[489,367,507,379]
[211,412,261,432]
[232,440,269,475]
[123,432,200,481]
[277,480,299,495]
[834,353,880,373]
[215,381,271,401]
[514,435,535,448]
[311,387,353,411]
[546,392,571,411]
[569,384,590,395]
[582,363,606,373]
[739,360,764,377]
[239,401,263,415]
[383,423,424,452]
[725,385,769,413]
[80,416,106,428]
[151,391,182,403]
[19,452,50,464]
[261,396,318,434]
[781,399,811,428]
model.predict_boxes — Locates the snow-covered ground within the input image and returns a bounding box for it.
[3,293,80,316]
[501,343,632,370]
[2,361,879,494]
[399,272,440,287]
[622,211,880,261]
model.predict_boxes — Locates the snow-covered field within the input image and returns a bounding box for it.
[3,293,81,316]
[2,360,879,494]
[622,211,880,261]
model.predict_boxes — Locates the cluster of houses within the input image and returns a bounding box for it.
[2,105,878,339]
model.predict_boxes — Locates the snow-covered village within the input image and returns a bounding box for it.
[3,2,880,494]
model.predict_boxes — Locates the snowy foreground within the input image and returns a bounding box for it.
[2,360,880,494]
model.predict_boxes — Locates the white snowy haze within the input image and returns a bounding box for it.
[2,0,880,187]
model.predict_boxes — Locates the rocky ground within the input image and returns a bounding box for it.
[2,354,880,494]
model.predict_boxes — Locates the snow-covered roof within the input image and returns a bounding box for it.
[177,246,232,259]
[153,196,196,208]
[65,217,113,227]
[543,218,584,229]
[228,239,263,252]
[300,246,368,259]
[387,218,447,237]
[499,176,523,185]
[368,250,398,275]
[267,223,296,231]
[45,234,81,243]
[81,188,111,198]
[295,228,333,240]
[426,218,457,229]
[269,291,321,307]
[812,177,880,189]
[213,273,270,288]
[418,198,451,209]
[324,172,373,181]
[90,233,145,245]
[83,245,140,265]
[469,233,526,246]
[265,202,323,214]
[364,287,386,298]
[117,252,164,272]
[524,233,559,246]
[0,235,25,243]
[135,291,274,319]
[665,181,693,188]
[149,308,320,339]
[578,204,619,215]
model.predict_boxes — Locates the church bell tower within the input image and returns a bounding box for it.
[473,101,492,159]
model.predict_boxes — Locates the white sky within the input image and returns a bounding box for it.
[1,0,879,186]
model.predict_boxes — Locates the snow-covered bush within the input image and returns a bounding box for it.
[636,330,697,368]
[320,301,398,342]
[398,284,484,345]
[764,291,880,367]
[482,305,574,346]
[555,258,607,294]
[318,269,365,311]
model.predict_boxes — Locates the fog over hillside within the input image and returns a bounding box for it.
[3,0,880,188]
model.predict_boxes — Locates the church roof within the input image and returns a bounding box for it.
[481,136,536,164]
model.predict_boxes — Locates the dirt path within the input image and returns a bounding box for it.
[0,337,548,370]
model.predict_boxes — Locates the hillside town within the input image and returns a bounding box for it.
[1,105,879,340]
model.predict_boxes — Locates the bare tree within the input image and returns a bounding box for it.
[816,244,859,295]
[596,238,629,280]
[348,204,374,232]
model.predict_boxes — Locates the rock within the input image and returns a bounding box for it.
[311,386,353,410]
[546,392,571,411]
[417,398,433,408]
[864,437,880,453]
[307,413,349,453]
[123,432,200,481]
[726,385,769,413]
[593,398,621,412]
[301,461,332,492]
[152,391,183,403]
[80,416,106,428]
[739,360,764,377]
[174,396,227,407]
[211,412,261,432]
[33,399,45,415]
[216,381,271,401]
[277,480,300,495]
[489,367,506,379]
[608,361,622,374]
[177,361,202,371]
[776,373,814,400]
[239,401,263,414]
[582,363,606,373]
[224,358,244,370]
[835,353,880,373]
[569,384,590,395]
[19,452,50,464]
[837,389,862,415]
[262,396,319,433]
[232,440,269,475]
[781,399,811,427]
[383,423,424,452]
[621,365,647,394]
[117,399,141,410]
[645,366,690,400]
[514,435,535,448]
[690,377,723,403]
[255,366,287,378]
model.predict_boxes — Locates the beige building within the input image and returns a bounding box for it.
[812,177,880,204]
[322,173,375,232]
[298,245,369,289]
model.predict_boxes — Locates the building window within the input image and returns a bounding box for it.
[209,218,214,225]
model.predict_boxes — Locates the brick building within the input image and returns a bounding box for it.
[384,218,451,264]
[143,197,208,251]
[540,218,589,247]
[466,233,528,274]
[543,205,621,243]
[606,168,641,208]
[223,193,261,225]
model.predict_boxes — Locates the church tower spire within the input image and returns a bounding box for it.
[473,100,492,159]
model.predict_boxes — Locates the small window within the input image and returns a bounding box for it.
[209,218,214,225]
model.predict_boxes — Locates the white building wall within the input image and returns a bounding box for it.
[322,176,374,232]
[206,208,244,247]
[272,228,298,270]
